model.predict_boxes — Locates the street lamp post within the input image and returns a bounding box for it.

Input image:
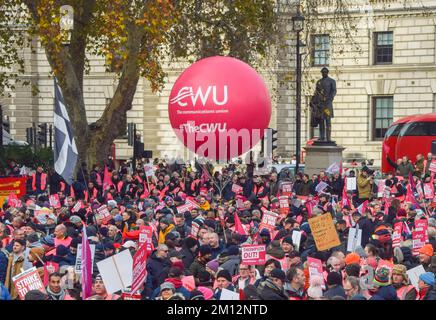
[292,4,305,175]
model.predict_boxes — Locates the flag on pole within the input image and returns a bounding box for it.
[234,212,248,236]
[357,200,369,214]
[81,226,93,300]
[53,79,78,185]
[103,165,112,191]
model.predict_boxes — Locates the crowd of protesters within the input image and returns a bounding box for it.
[0,151,435,300]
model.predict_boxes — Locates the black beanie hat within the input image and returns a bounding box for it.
[282,236,293,245]
[216,269,232,282]
[190,290,205,300]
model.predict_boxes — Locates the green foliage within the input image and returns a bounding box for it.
[0,145,53,169]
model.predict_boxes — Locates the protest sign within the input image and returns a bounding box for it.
[241,245,266,265]
[96,205,112,224]
[49,194,61,209]
[190,222,200,239]
[121,292,142,300]
[308,214,341,251]
[144,164,155,177]
[131,243,148,293]
[220,288,240,300]
[347,227,362,252]
[315,181,328,193]
[412,219,428,256]
[97,249,133,294]
[34,208,53,224]
[407,265,426,290]
[279,196,290,216]
[231,184,243,194]
[307,257,325,287]
[292,231,302,252]
[259,211,278,233]
[75,244,96,274]
[139,226,154,253]
[281,182,293,196]
[392,222,403,248]
[346,177,356,191]
[72,200,83,213]
[236,195,245,210]
[377,180,386,198]
[12,267,46,300]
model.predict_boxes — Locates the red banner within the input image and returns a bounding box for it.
[413,219,428,256]
[241,245,266,265]
[131,243,148,294]
[138,226,154,253]
[0,177,27,206]
[392,222,403,248]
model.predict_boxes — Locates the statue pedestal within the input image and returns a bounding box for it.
[303,144,345,177]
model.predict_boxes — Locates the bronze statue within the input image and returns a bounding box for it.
[310,67,336,142]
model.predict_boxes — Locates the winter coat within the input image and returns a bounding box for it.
[0,249,8,284]
[296,181,312,196]
[258,279,289,300]
[357,174,372,199]
[5,253,30,299]
[397,162,414,178]
[150,278,191,299]
[323,285,346,299]
[356,217,376,247]
[180,246,196,270]
[219,255,241,276]
[211,243,225,260]
[0,282,12,300]
[189,258,208,279]
[422,287,436,300]
[146,251,172,290]
[369,285,399,300]
[158,224,175,245]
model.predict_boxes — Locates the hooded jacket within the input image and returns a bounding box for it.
[369,285,399,300]
[150,277,191,299]
[258,278,289,300]
[146,250,172,290]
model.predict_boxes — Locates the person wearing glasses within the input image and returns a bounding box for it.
[146,244,171,296]
[343,276,367,300]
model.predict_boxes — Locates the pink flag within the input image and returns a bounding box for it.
[103,165,112,191]
[305,201,314,219]
[406,184,420,206]
[234,212,248,236]
[81,226,93,300]
[357,200,369,214]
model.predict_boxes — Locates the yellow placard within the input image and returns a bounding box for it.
[308,213,341,251]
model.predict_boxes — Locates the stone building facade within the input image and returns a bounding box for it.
[1,0,436,166]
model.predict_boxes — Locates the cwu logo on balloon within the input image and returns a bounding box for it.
[168,56,271,161]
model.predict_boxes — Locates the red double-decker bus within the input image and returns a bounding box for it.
[382,113,436,173]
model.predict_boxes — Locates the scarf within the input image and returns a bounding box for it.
[46,286,66,300]
[164,277,183,289]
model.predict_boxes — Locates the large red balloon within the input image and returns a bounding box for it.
[168,56,271,161]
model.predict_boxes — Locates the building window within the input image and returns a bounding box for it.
[374,32,393,64]
[312,35,330,66]
[372,96,393,140]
